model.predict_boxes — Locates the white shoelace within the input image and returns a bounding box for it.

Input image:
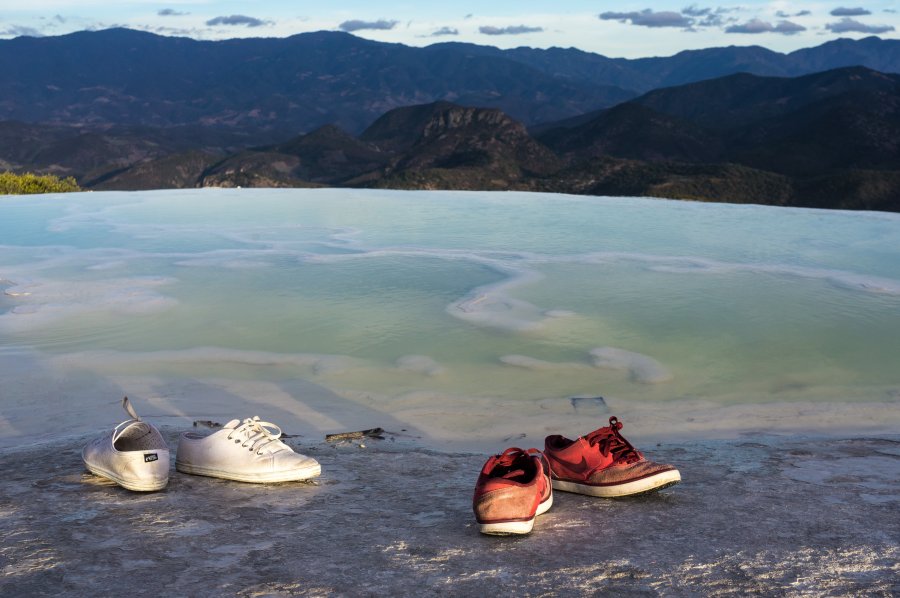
[226,416,287,455]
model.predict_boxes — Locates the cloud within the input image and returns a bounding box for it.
[159,9,189,17]
[680,6,741,27]
[773,20,807,34]
[682,5,710,17]
[776,10,811,18]
[825,17,895,33]
[600,9,694,28]
[205,15,270,27]
[151,26,199,36]
[698,14,725,27]
[725,19,806,34]
[1,25,43,37]
[430,26,459,37]
[830,7,872,17]
[479,25,544,35]
[338,19,398,32]
[722,19,761,34]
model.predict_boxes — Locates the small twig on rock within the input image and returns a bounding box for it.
[325,427,384,442]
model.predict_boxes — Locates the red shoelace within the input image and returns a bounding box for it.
[584,416,643,465]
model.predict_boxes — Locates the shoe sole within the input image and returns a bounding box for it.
[83,462,168,492]
[478,491,553,535]
[552,469,681,498]
[175,460,322,483]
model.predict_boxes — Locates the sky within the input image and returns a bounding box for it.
[0,1,898,58]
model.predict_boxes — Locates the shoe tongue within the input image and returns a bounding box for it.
[501,468,527,480]
[223,419,241,430]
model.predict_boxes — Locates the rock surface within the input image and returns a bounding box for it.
[1,432,898,596]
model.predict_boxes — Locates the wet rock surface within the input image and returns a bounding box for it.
[1,432,898,596]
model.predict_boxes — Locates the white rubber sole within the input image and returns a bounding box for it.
[479,518,536,535]
[175,460,322,483]
[552,469,681,498]
[84,462,168,492]
[478,491,553,535]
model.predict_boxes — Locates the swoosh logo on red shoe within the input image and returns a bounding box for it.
[550,455,591,479]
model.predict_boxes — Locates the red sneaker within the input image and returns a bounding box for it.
[472,447,553,535]
[544,416,680,497]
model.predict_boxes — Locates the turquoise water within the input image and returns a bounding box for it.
[2,189,900,441]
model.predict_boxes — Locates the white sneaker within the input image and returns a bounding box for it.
[176,416,321,483]
[82,397,170,492]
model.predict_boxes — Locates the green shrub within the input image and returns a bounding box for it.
[0,171,81,195]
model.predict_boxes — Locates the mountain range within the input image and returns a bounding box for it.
[1,28,899,210]
[2,28,899,134]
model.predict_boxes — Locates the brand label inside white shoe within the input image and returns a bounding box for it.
[144,453,159,462]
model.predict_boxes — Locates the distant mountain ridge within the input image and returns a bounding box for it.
[537,66,900,178]
[1,28,899,136]
[431,35,900,93]
[0,28,631,135]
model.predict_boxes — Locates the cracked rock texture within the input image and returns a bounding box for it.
[1,432,898,596]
